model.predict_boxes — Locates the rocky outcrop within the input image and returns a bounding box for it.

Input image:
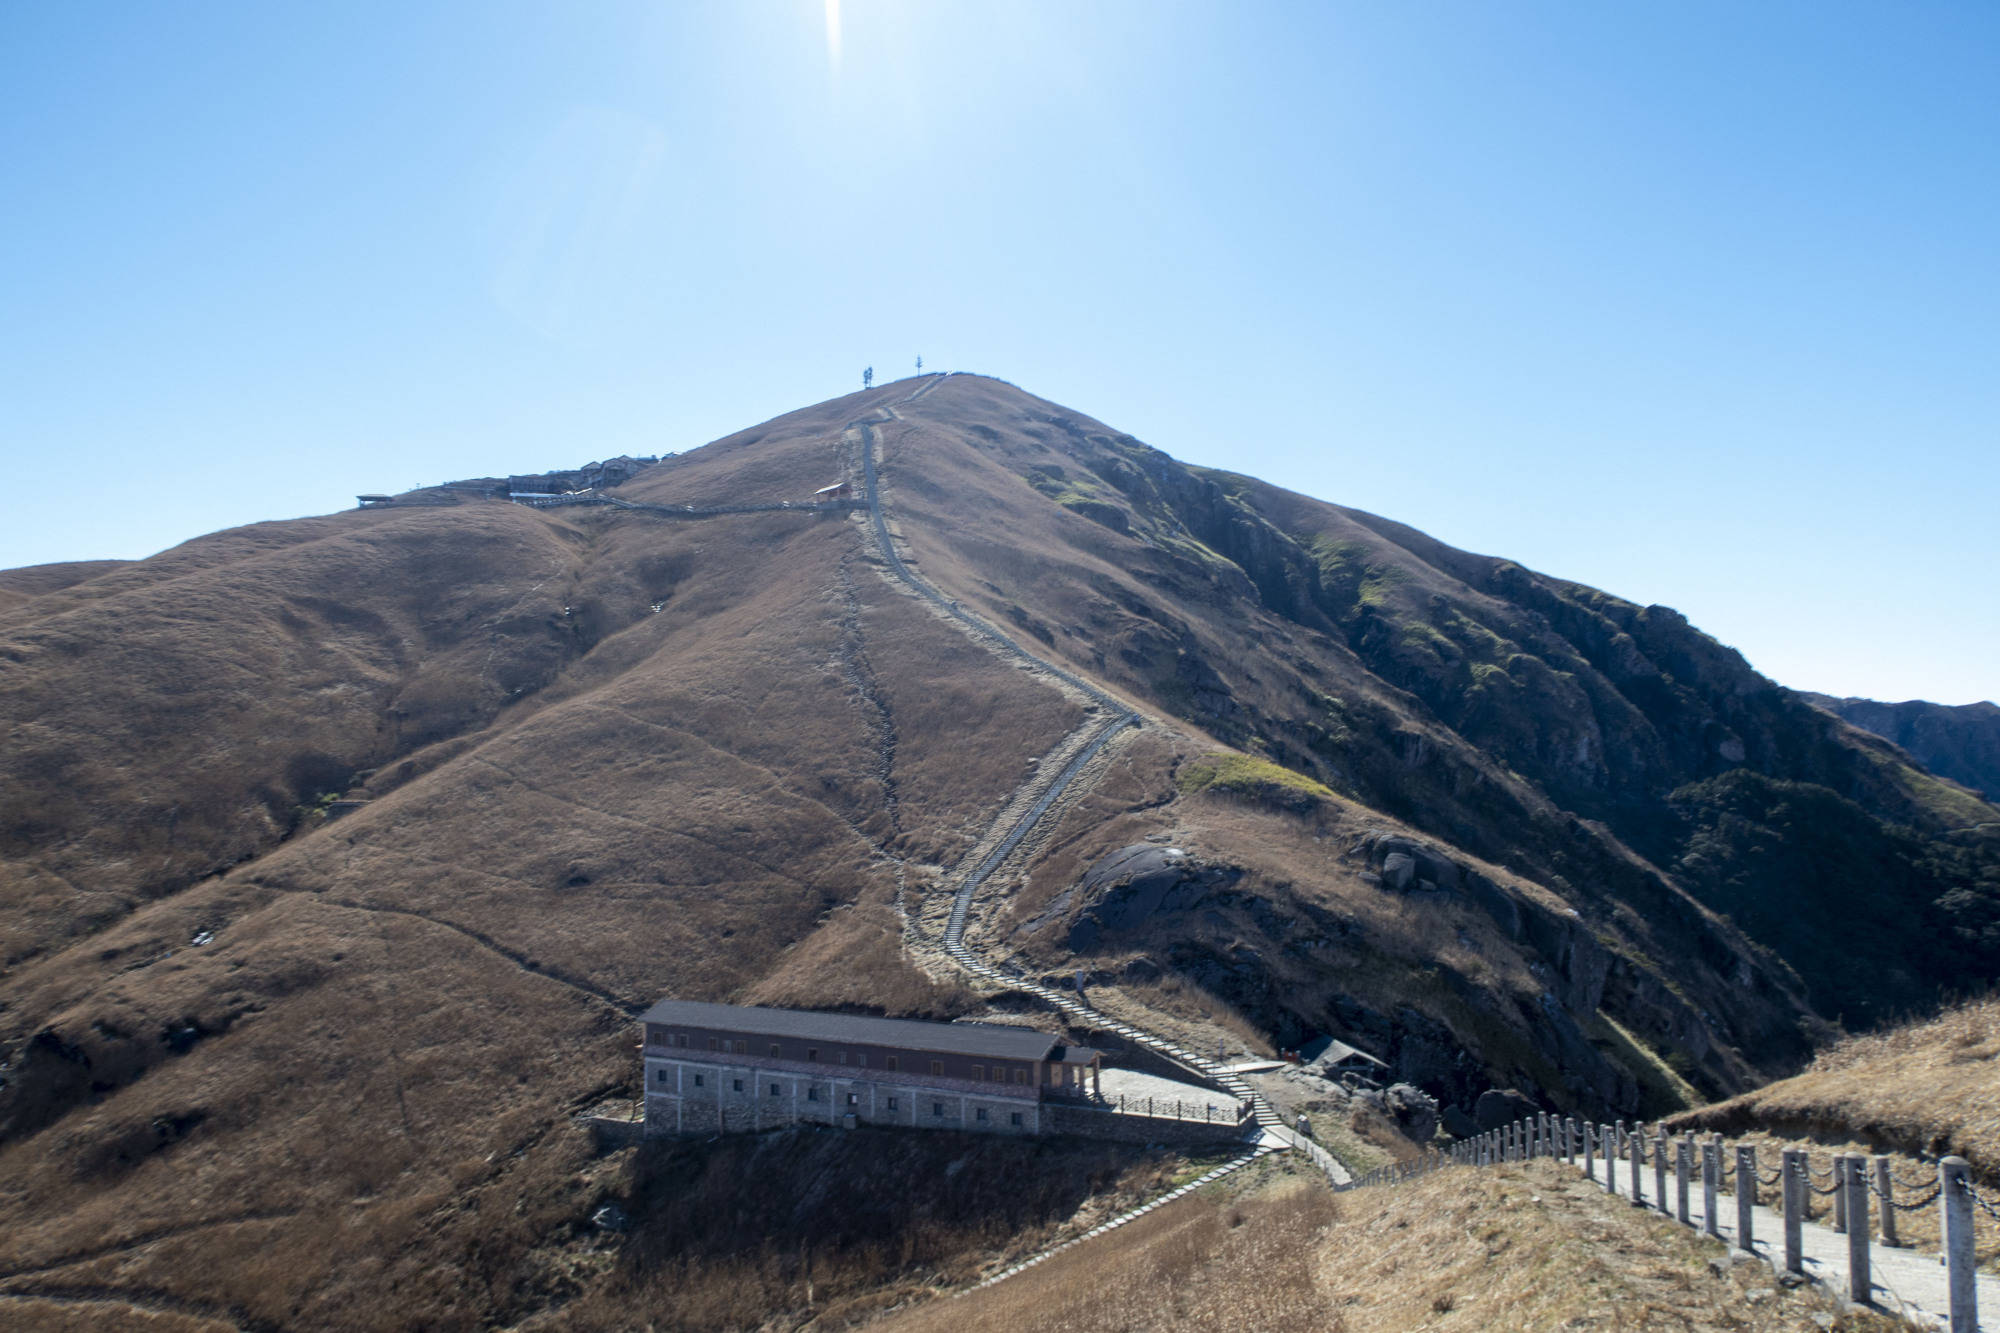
[1475,1088,1540,1131]
[1062,844,1242,953]
[1052,836,1676,1118]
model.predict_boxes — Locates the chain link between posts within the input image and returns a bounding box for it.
[1965,1179,2000,1222]
[1885,1180,1944,1212]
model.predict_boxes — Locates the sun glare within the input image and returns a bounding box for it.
[824,0,842,72]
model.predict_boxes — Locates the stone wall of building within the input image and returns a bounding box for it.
[643,1055,1042,1139]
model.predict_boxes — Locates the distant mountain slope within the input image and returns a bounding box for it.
[1802,693,2000,802]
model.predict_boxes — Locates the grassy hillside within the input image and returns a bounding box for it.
[877,374,1999,1088]
[871,1157,1903,1333]
[1,373,1996,1327]
[1667,993,2000,1185]
[0,381,1087,1328]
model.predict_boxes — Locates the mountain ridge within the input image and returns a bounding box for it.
[0,372,1995,1329]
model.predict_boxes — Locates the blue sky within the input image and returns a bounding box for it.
[3,2,1995,703]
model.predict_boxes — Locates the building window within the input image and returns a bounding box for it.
[887,1097,899,1111]
[933,1102,944,1117]
[734,1040,748,1055]
[807,1088,819,1102]
[847,1092,859,1106]
[675,1034,688,1048]
[929,1060,943,1076]
[733,1079,744,1092]
[885,1056,899,1072]
[975,1108,988,1122]
[1013,1069,1028,1084]
[855,1053,866,1068]
[837,1051,847,1065]
[655,1069,666,1085]
[693,1074,704,1087]
[1010,1112,1023,1126]
[770,1044,781,1058]
[808,1048,819,1063]
[992,1068,1006,1082]
[707,1037,719,1051]
[971,1065,984,1082]
[770,1084,781,1097]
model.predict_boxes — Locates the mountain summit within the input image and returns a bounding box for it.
[1,373,1994,1327]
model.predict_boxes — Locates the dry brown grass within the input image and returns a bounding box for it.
[873,1158,1912,1333]
[1664,993,2000,1273]
[0,388,1084,1330]
[546,1128,1187,1332]
[1667,994,2000,1182]
[0,1297,232,1333]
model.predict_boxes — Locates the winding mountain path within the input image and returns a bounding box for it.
[852,380,1349,1288]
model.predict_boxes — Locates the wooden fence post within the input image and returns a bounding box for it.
[1872,1156,1898,1247]
[1781,1149,1804,1274]
[1735,1145,1756,1253]
[1702,1137,1721,1238]
[1604,1124,1618,1194]
[1583,1121,1594,1179]
[1630,1125,1645,1206]
[1940,1157,1976,1333]
[1654,1133,1667,1215]
[1843,1154,1871,1305]
[1566,1116,1578,1163]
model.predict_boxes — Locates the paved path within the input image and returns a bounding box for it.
[1574,1152,1995,1329]
[851,382,1348,1291]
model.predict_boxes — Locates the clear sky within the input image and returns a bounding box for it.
[4,2,1995,703]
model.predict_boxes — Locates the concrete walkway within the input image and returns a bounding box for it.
[1095,1066,1232,1108]
[1575,1153,1996,1329]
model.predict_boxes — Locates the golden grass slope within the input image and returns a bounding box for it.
[872,1157,1905,1333]
[1669,993,2000,1183]
[0,382,1086,1329]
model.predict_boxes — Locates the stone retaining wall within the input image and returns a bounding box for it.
[1044,1102,1251,1147]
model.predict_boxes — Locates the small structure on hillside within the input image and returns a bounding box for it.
[813,480,853,500]
[1314,1038,1390,1087]
[639,999,1100,1138]
[356,494,393,508]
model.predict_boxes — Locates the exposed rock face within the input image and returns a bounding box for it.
[1382,1083,1439,1143]
[1476,1089,1540,1131]
[1055,832,1664,1118]
[1442,1103,1481,1140]
[1063,844,1242,953]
